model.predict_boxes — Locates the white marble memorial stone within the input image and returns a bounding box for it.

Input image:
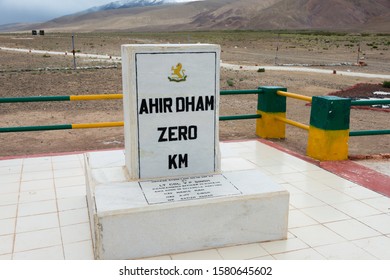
[122,44,221,179]
[84,44,289,260]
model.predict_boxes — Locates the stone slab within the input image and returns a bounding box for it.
[85,151,289,260]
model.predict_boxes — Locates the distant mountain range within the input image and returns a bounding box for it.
[2,0,389,33]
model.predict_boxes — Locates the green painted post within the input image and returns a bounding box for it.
[307,96,351,160]
[256,86,287,138]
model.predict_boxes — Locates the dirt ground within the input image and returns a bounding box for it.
[0,32,389,159]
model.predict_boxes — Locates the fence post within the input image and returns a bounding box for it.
[307,96,351,161]
[256,86,287,138]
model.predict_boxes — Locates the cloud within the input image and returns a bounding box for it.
[0,0,110,25]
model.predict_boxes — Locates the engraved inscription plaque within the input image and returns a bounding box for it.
[139,174,242,205]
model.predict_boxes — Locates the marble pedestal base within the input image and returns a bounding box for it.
[85,150,289,260]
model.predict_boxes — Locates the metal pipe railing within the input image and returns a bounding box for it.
[274,116,309,131]
[349,130,390,136]
[277,90,312,102]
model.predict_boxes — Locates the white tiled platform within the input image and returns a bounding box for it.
[1,140,390,260]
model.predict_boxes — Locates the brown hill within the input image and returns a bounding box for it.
[26,0,390,32]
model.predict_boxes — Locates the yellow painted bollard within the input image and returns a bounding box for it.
[256,86,287,139]
[307,96,351,161]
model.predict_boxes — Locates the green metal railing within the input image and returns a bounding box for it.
[351,99,390,106]
[349,98,390,137]
[0,89,264,133]
[219,89,263,121]
[220,89,263,95]
[349,130,390,136]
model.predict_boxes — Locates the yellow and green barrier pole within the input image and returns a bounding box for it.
[307,96,351,161]
[256,86,287,138]
[0,122,124,133]
[0,94,123,103]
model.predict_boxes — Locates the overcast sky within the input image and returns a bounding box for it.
[0,0,193,25]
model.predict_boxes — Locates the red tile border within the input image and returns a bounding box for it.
[319,160,390,197]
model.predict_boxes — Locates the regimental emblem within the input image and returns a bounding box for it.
[168,63,187,82]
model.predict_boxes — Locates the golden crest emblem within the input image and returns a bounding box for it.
[168,63,187,82]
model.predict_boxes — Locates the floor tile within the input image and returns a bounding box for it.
[288,209,318,228]
[221,158,257,172]
[248,157,281,168]
[59,208,89,226]
[63,240,94,260]
[304,169,336,180]
[309,189,354,204]
[314,242,377,260]
[322,177,359,190]
[341,187,383,200]
[21,171,53,182]
[280,183,304,195]
[1,142,390,261]
[362,197,390,213]
[273,248,326,260]
[353,236,390,259]
[289,193,326,209]
[22,163,52,173]
[14,228,62,252]
[0,165,22,175]
[52,160,82,170]
[333,200,382,218]
[0,158,23,168]
[300,205,350,224]
[217,243,268,260]
[290,179,331,193]
[13,246,64,260]
[324,219,382,240]
[250,255,276,260]
[285,160,322,172]
[290,224,345,247]
[359,214,390,235]
[0,234,14,255]
[53,168,85,179]
[260,164,300,175]
[260,238,309,255]
[61,223,92,244]
[2,173,21,184]
[57,196,87,212]
[56,185,86,199]
[0,254,12,260]
[0,218,15,236]
[0,182,19,195]
[18,200,57,217]
[23,157,51,166]
[19,189,56,203]
[171,249,222,260]
[140,255,172,260]
[278,172,310,183]
[16,213,59,233]
[55,176,85,188]
[0,193,18,206]
[20,179,54,192]
[0,204,17,219]
[51,154,81,163]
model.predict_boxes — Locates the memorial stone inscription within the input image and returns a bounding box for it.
[122,44,221,180]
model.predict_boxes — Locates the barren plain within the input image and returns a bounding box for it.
[0,31,389,158]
